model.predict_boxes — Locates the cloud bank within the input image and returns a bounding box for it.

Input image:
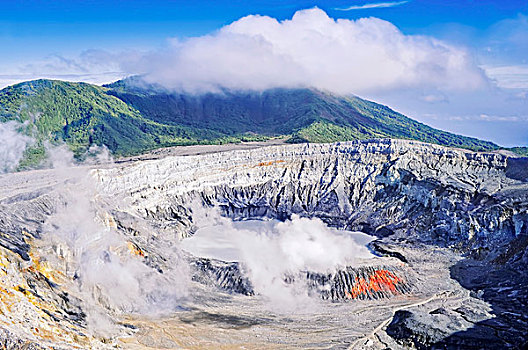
[0,51,130,89]
[134,8,487,94]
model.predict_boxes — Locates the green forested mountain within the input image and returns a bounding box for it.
[0,79,260,168]
[106,78,498,150]
[0,77,521,169]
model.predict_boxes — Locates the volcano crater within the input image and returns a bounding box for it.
[0,139,527,349]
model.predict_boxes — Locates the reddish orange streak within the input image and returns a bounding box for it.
[347,269,404,299]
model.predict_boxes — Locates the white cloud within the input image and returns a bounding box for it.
[41,144,189,334]
[335,1,409,11]
[133,8,487,94]
[368,86,528,146]
[184,208,373,310]
[0,73,126,90]
[479,113,528,122]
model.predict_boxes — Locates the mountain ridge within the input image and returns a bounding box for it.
[0,77,525,169]
[105,78,500,149]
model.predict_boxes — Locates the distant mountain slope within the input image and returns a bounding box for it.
[106,78,498,151]
[0,77,523,169]
[0,80,257,168]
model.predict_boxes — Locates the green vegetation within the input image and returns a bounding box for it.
[0,79,269,169]
[0,78,524,170]
[106,81,500,151]
[287,120,374,143]
[508,147,528,156]
[341,96,500,151]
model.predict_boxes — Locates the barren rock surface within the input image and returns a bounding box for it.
[0,139,527,349]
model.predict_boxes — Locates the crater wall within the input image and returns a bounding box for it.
[96,139,528,259]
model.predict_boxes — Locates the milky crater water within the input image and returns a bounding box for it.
[182,215,375,269]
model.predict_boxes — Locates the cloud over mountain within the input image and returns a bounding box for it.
[133,8,487,94]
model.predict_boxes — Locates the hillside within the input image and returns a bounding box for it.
[0,80,256,168]
[106,78,499,150]
[0,77,523,169]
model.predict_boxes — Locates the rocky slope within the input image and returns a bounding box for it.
[0,139,526,348]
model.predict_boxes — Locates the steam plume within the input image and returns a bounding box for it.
[0,121,32,173]
[185,207,374,311]
[40,145,189,335]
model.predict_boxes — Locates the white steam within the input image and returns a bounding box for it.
[0,121,32,173]
[40,146,189,335]
[44,143,114,169]
[134,7,487,94]
[184,208,374,310]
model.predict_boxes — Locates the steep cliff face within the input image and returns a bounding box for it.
[0,139,527,349]
[97,139,528,255]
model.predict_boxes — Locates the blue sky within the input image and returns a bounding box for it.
[1,1,527,146]
[2,1,526,55]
